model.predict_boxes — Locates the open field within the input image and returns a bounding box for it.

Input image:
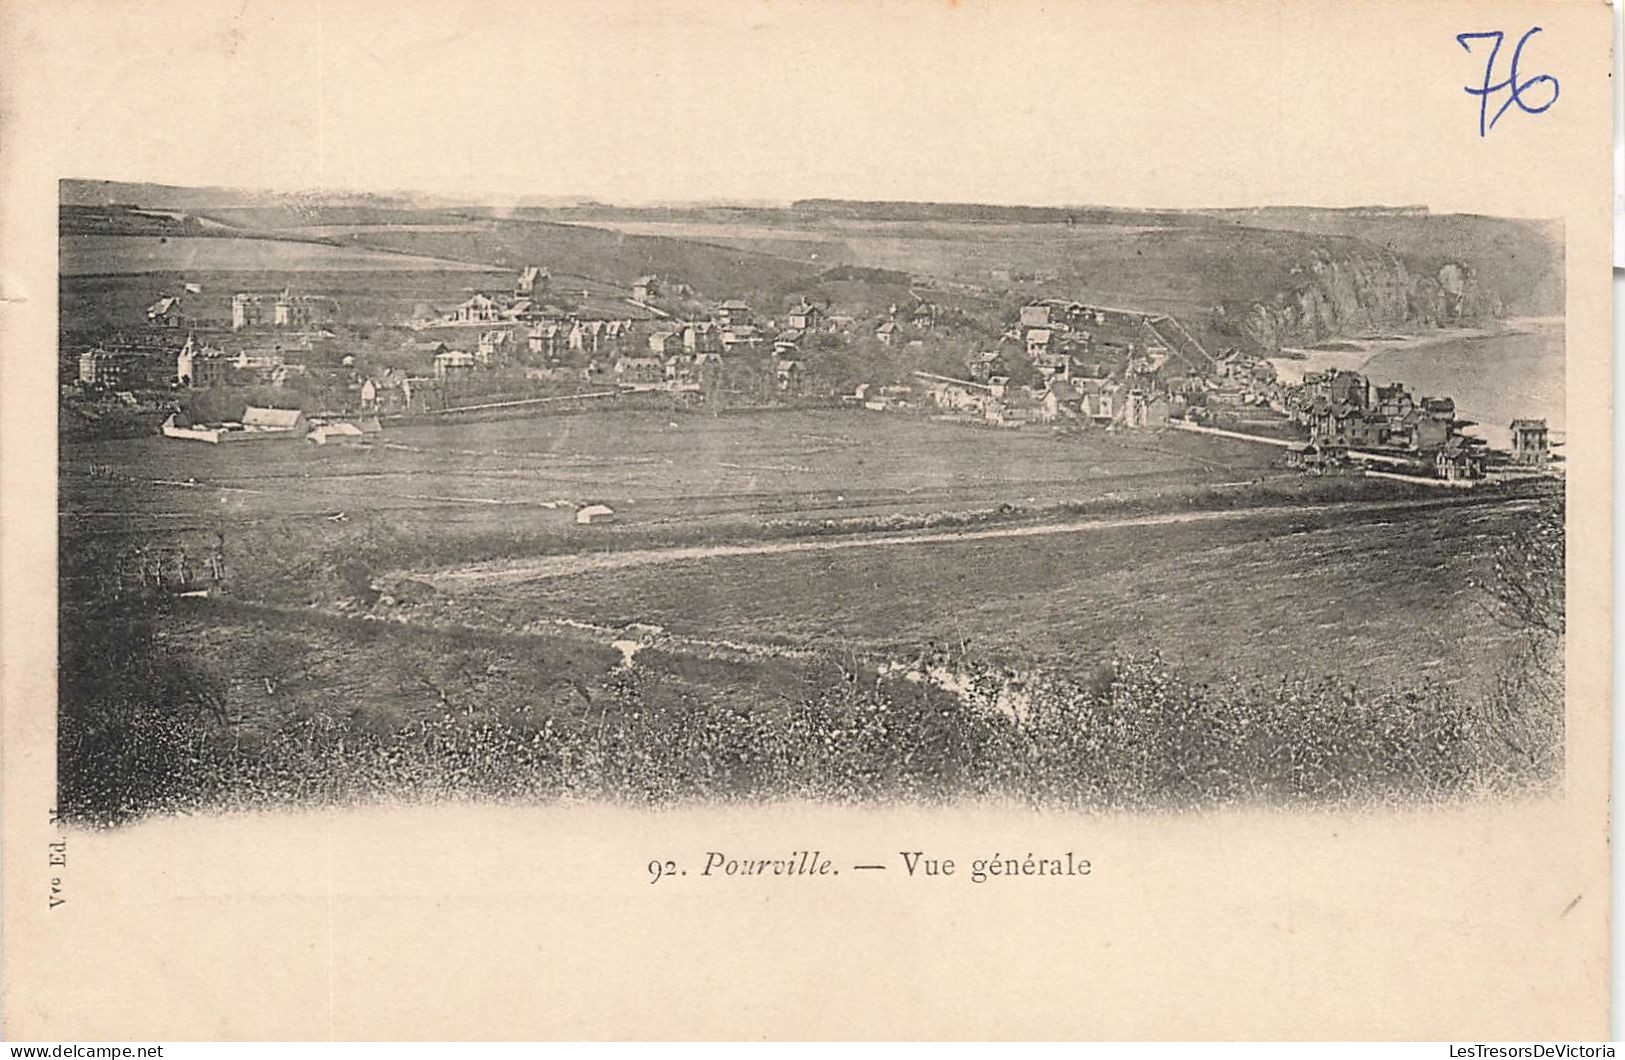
[59,409,1286,546]
[59,234,489,275]
[338,218,820,305]
[62,407,1538,699]
[556,216,1281,316]
[58,467,1561,822]
[58,406,1563,822]
[60,267,515,333]
[393,494,1538,695]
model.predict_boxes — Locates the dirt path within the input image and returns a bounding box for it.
[412,495,1511,590]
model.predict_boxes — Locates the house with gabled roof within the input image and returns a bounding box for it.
[1435,434,1486,481]
[615,356,665,386]
[477,329,512,364]
[515,265,547,298]
[648,329,683,357]
[682,321,722,354]
[360,370,413,414]
[1079,378,1123,424]
[1025,328,1054,358]
[529,323,568,359]
[721,324,761,351]
[786,301,824,331]
[1044,378,1082,420]
[1019,303,1052,328]
[985,389,1033,428]
[775,358,802,392]
[242,406,307,432]
[453,293,502,323]
[1123,388,1171,430]
[433,349,476,379]
[146,296,185,327]
[773,328,803,354]
[569,319,607,354]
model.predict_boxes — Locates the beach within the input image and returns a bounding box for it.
[1267,318,1565,450]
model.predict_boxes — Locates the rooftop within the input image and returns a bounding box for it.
[241,406,303,429]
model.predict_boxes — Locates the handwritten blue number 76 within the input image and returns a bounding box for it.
[1457,28,1559,137]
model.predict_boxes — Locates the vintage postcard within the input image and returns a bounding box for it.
[0,0,1613,1042]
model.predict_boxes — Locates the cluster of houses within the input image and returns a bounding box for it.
[873,301,940,346]
[858,298,1558,486]
[77,348,161,390]
[73,330,325,399]
[1275,369,1553,482]
[111,265,1561,489]
[1287,371,1459,450]
[401,265,855,396]
[173,334,311,389]
[907,371,1174,430]
[78,333,310,392]
[133,286,331,333]
[1004,300,1215,378]
[851,299,1221,432]
[230,288,326,330]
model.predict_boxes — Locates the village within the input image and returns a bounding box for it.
[63,264,1557,486]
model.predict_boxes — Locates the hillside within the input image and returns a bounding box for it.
[1203,207,1563,318]
[789,198,1230,229]
[337,218,821,305]
[59,182,1560,350]
[61,179,277,210]
[528,201,1556,350]
[198,205,476,229]
[60,178,419,213]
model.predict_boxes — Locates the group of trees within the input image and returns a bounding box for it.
[180,378,347,422]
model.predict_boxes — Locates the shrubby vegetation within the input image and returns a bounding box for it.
[57,440,1564,826]
[59,587,1562,826]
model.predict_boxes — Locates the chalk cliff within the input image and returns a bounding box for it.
[1213,247,1505,351]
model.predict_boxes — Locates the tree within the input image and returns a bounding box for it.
[992,346,1037,387]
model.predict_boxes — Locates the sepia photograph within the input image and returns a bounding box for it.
[56,183,1568,822]
[2,0,1612,1043]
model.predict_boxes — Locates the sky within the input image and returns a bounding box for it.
[3,0,1610,215]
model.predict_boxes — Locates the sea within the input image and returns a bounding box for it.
[1267,318,1564,451]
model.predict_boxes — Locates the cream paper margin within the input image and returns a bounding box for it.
[0,0,1612,1041]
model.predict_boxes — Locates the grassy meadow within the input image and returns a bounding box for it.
[59,233,488,275]
[404,495,1533,693]
[60,267,515,336]
[60,409,1283,543]
[58,406,1564,823]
